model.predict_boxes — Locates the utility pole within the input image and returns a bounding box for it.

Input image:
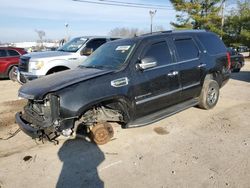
[221,0,226,39]
[149,10,157,34]
[65,23,69,42]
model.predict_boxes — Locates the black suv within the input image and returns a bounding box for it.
[16,30,230,144]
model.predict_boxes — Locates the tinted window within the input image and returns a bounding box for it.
[86,39,107,51]
[197,33,226,55]
[143,41,172,66]
[0,50,7,57]
[8,50,19,56]
[174,38,199,61]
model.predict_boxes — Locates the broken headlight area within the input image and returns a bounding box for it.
[20,94,64,142]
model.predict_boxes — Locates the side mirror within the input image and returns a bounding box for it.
[136,57,157,70]
[80,48,93,56]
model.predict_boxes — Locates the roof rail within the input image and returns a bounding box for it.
[139,30,172,37]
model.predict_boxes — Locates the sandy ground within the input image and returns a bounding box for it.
[0,62,249,188]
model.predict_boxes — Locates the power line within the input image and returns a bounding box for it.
[72,0,174,10]
[98,0,173,8]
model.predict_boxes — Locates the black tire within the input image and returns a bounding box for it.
[8,66,16,80]
[232,68,241,73]
[198,79,220,110]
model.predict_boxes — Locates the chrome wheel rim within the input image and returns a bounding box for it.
[207,87,218,105]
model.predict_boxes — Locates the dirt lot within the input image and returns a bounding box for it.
[0,62,249,188]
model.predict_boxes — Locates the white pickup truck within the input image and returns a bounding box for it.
[13,36,119,84]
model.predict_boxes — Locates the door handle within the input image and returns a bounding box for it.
[197,64,206,68]
[167,71,178,77]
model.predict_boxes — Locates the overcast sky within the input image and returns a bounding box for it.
[0,0,177,42]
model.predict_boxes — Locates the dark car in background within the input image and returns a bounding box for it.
[228,48,245,72]
[0,47,27,79]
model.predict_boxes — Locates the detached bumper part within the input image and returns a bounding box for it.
[11,68,38,84]
[15,112,41,138]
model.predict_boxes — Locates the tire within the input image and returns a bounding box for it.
[232,68,240,73]
[198,79,220,110]
[8,66,16,80]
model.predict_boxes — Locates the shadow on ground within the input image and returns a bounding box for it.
[57,138,104,188]
[230,71,250,83]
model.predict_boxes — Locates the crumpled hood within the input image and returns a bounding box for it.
[24,51,73,60]
[19,68,113,100]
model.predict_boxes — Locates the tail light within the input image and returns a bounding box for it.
[226,52,231,70]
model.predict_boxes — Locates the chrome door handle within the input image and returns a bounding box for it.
[198,64,206,68]
[167,71,178,77]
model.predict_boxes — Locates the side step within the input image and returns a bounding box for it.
[127,98,199,128]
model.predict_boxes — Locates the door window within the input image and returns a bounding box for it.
[174,38,199,61]
[8,50,19,56]
[143,41,172,67]
[0,50,7,57]
[86,39,107,51]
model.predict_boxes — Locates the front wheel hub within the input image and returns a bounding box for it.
[90,122,114,145]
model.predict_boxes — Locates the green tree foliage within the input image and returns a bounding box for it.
[223,1,250,47]
[170,0,223,35]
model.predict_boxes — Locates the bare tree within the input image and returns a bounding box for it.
[35,29,46,49]
[109,26,166,37]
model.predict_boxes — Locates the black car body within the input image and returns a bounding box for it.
[227,48,245,72]
[16,30,230,144]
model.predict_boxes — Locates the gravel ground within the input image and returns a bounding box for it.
[0,61,249,188]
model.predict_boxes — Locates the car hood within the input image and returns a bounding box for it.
[19,68,113,100]
[23,51,74,59]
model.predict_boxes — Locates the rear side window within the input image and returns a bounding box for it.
[174,38,199,61]
[197,33,226,55]
[0,50,7,57]
[8,50,19,56]
[143,41,172,66]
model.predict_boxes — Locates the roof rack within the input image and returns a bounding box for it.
[139,30,172,37]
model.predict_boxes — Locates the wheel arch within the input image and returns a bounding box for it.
[46,65,70,75]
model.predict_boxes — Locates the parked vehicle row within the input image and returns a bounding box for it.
[0,47,27,79]
[15,30,231,145]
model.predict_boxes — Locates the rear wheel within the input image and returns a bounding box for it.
[8,66,16,80]
[198,79,219,110]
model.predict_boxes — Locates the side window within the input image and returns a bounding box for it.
[0,50,7,57]
[197,33,226,55]
[86,39,107,51]
[8,50,20,56]
[143,41,172,67]
[174,38,199,61]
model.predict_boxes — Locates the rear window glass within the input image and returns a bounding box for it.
[197,33,226,55]
[0,50,7,57]
[8,50,19,56]
[174,38,199,61]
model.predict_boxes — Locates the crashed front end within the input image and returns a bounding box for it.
[16,94,69,141]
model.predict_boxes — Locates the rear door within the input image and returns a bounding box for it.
[132,38,181,117]
[0,49,9,73]
[7,49,20,65]
[171,36,202,101]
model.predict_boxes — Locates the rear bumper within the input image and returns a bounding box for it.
[11,67,38,84]
[15,112,41,138]
[221,71,230,87]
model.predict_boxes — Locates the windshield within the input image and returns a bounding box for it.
[58,37,87,52]
[80,40,136,70]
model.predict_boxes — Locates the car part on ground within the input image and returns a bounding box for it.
[16,30,230,144]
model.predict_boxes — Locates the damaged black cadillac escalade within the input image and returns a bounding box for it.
[16,30,230,144]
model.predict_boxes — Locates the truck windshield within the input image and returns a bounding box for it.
[58,37,87,52]
[80,40,136,70]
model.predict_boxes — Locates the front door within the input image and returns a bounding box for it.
[132,39,181,117]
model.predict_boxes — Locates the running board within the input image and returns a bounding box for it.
[127,98,199,128]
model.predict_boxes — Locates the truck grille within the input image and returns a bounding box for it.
[19,56,30,72]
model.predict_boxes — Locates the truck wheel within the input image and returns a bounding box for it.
[198,80,219,110]
[90,122,114,145]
